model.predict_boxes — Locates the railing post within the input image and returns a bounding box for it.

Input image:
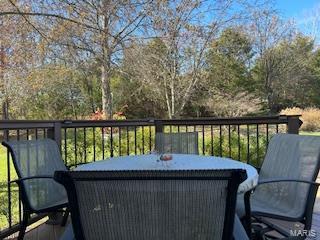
[287,115,302,134]
[47,121,62,150]
[154,120,163,133]
[47,121,63,225]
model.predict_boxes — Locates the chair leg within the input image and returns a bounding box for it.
[18,212,29,240]
[243,191,252,238]
[61,208,69,227]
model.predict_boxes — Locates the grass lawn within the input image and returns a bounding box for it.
[300,131,320,136]
[0,146,6,179]
[0,146,9,230]
[0,146,19,230]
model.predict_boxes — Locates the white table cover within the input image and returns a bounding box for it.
[75,154,258,193]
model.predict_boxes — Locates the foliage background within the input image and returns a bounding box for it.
[1,0,320,120]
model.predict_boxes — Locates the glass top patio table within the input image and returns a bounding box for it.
[75,154,258,194]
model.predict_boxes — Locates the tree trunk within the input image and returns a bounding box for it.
[0,46,8,120]
[101,62,112,119]
[2,98,9,120]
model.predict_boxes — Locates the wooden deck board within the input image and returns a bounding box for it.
[5,218,69,240]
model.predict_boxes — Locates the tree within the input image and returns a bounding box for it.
[247,7,296,112]
[202,27,261,117]
[3,0,320,120]
[252,34,315,111]
[0,1,40,119]
[123,0,252,118]
[1,0,151,118]
[206,28,253,93]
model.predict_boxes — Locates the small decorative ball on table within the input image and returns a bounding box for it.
[160,154,173,161]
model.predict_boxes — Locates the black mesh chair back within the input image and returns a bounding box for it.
[155,132,199,154]
[55,169,246,240]
[252,133,320,219]
[2,139,68,211]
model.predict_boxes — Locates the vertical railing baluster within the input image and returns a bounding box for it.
[127,126,130,155]
[256,124,259,165]
[119,127,122,156]
[228,125,231,158]
[266,124,269,146]
[210,125,213,156]
[219,125,222,157]
[186,125,190,153]
[16,130,22,223]
[101,127,105,159]
[34,129,38,139]
[74,128,77,166]
[110,127,114,157]
[149,126,152,152]
[93,127,96,161]
[202,125,205,155]
[134,126,137,155]
[35,128,40,210]
[26,128,31,214]
[142,126,145,154]
[237,125,240,161]
[26,129,30,176]
[84,128,87,163]
[64,128,67,164]
[170,125,173,152]
[5,130,12,228]
[276,124,279,133]
[247,125,250,164]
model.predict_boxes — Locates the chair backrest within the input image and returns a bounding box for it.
[155,132,199,154]
[2,139,67,211]
[55,169,246,240]
[253,133,320,219]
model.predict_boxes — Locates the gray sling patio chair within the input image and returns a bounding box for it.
[237,133,320,239]
[2,139,69,240]
[55,169,247,240]
[155,132,199,154]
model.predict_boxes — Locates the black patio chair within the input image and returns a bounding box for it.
[155,132,199,154]
[2,139,69,240]
[55,169,246,240]
[237,133,320,239]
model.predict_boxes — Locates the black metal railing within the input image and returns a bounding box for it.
[0,115,302,238]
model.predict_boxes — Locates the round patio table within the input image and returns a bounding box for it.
[75,154,258,194]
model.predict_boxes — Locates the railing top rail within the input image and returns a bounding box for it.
[0,115,300,129]
[156,115,298,125]
[61,119,155,128]
[0,121,55,130]
[0,119,155,129]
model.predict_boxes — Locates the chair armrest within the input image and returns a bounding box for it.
[241,178,320,235]
[10,175,54,184]
[258,178,320,186]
